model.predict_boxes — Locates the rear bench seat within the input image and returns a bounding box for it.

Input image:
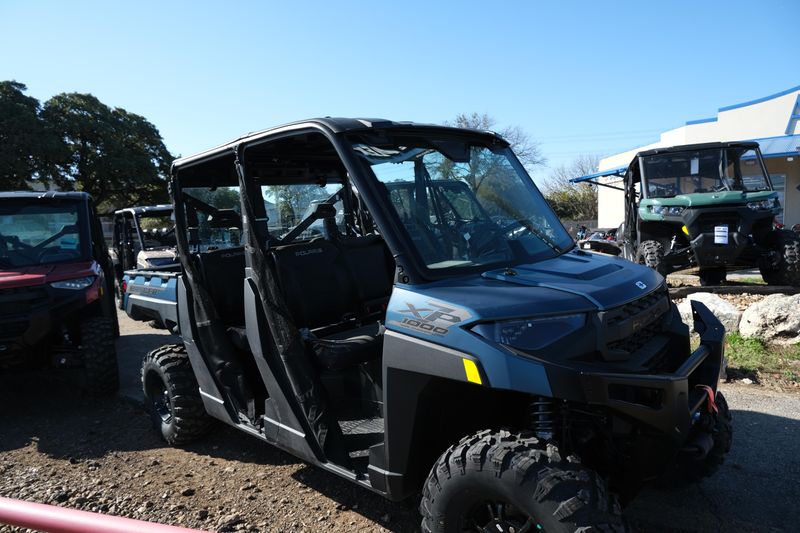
[271,236,393,371]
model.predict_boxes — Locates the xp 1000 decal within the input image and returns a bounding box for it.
[389,300,471,337]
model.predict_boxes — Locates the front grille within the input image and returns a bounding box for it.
[696,215,739,235]
[605,285,669,327]
[0,320,29,339]
[0,286,49,317]
[607,319,662,354]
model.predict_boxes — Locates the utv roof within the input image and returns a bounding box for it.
[172,117,507,169]
[0,191,90,201]
[635,141,760,158]
[114,204,173,216]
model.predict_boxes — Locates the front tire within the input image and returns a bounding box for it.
[142,344,214,445]
[637,240,667,275]
[80,316,119,396]
[420,429,626,533]
[759,230,800,286]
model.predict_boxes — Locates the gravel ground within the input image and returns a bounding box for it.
[2,313,799,532]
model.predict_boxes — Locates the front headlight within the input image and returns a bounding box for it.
[648,205,684,216]
[50,276,96,290]
[471,314,585,351]
[747,198,779,211]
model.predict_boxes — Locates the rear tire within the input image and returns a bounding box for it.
[142,344,214,445]
[420,429,626,533]
[699,267,726,286]
[80,316,119,396]
[759,230,800,286]
[637,240,666,275]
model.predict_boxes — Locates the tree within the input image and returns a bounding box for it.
[42,92,173,210]
[0,81,65,190]
[445,112,546,169]
[541,154,600,221]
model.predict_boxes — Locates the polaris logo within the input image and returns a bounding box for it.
[635,281,647,290]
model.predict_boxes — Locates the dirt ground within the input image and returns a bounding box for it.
[2,312,799,532]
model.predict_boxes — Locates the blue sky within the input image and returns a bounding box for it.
[1,0,797,180]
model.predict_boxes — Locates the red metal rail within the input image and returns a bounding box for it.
[0,496,211,533]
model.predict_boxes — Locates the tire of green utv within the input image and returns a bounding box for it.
[142,344,214,446]
[637,240,667,275]
[419,429,626,533]
[80,316,119,396]
[699,267,726,286]
[759,230,800,286]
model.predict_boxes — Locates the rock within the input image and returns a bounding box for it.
[739,294,800,344]
[181,488,195,497]
[678,292,742,334]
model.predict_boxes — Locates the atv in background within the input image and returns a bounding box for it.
[577,227,622,256]
[0,192,119,395]
[109,205,178,305]
[615,141,800,286]
[138,118,730,532]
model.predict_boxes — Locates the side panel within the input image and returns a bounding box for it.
[176,278,231,422]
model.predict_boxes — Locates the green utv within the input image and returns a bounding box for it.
[615,141,800,286]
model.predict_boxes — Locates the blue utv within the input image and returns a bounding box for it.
[140,118,731,532]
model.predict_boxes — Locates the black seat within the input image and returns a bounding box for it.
[196,247,248,351]
[271,238,391,371]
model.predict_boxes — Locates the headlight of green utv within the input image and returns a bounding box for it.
[746,198,779,211]
[50,276,96,290]
[471,314,586,351]
[647,205,684,216]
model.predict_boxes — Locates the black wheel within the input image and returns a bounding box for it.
[80,316,119,396]
[142,344,214,445]
[636,240,666,275]
[667,391,732,483]
[698,267,726,286]
[420,429,626,533]
[759,230,800,286]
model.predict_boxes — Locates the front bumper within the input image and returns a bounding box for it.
[554,301,725,444]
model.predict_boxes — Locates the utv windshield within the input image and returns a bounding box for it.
[351,135,572,272]
[0,201,88,268]
[641,147,771,199]
[136,210,176,250]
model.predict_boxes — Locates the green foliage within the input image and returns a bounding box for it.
[0,81,66,190]
[43,92,173,210]
[540,154,600,221]
[0,81,174,211]
[725,332,800,382]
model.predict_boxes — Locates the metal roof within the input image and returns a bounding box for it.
[114,204,173,216]
[751,134,800,158]
[172,117,505,169]
[0,191,90,201]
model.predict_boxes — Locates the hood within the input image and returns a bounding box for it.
[137,249,179,269]
[401,250,665,326]
[480,250,663,311]
[643,190,777,208]
[0,261,98,290]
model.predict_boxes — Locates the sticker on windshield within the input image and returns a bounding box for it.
[714,226,728,245]
[389,300,471,337]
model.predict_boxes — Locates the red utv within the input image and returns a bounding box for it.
[0,192,119,394]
